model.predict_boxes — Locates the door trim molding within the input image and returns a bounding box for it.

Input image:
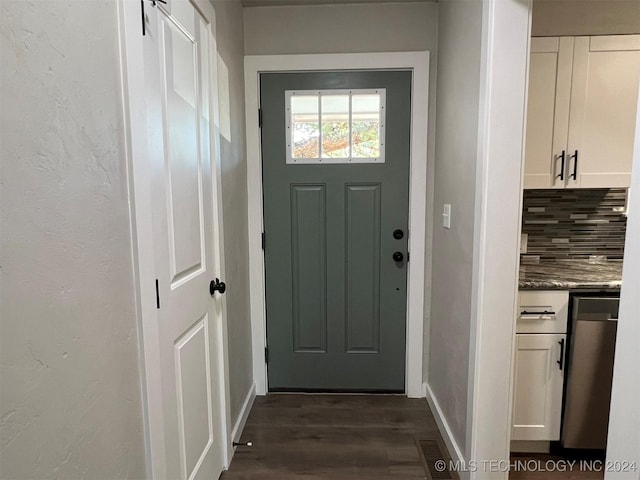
[466,1,531,475]
[244,52,430,398]
[117,0,233,475]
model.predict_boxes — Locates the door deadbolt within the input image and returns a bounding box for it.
[393,229,404,240]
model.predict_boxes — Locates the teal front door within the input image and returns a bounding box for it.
[261,70,411,391]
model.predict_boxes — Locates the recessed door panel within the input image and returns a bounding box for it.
[175,317,213,479]
[291,185,327,353]
[513,347,549,427]
[162,20,205,286]
[345,184,381,353]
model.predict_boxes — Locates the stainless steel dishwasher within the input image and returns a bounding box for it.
[561,296,619,450]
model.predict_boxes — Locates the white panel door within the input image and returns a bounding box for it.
[512,333,565,441]
[144,1,225,479]
[524,37,573,189]
[567,35,640,188]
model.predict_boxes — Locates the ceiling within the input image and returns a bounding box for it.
[241,0,434,7]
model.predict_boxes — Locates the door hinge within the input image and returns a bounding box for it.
[261,232,265,250]
[258,108,263,128]
[264,347,269,364]
[141,0,145,36]
[155,279,160,309]
[140,0,167,36]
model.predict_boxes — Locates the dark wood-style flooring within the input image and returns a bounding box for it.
[221,394,444,479]
[221,394,604,479]
[509,453,604,480]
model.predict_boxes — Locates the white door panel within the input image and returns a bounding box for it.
[144,2,225,479]
[175,316,213,479]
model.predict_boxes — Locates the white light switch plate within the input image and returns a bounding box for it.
[521,233,528,253]
[442,204,451,229]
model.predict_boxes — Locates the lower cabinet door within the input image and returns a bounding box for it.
[512,333,566,441]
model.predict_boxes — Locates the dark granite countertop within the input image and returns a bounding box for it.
[519,260,623,290]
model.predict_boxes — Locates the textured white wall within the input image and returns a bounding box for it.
[532,0,640,36]
[210,0,254,424]
[428,0,482,456]
[0,1,146,478]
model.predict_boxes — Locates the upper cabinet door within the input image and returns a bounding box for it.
[524,37,574,189]
[566,35,640,188]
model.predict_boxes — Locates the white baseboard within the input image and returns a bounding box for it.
[231,383,256,445]
[424,382,465,465]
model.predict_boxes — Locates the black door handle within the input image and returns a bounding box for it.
[556,150,565,181]
[392,252,404,262]
[210,278,226,296]
[569,150,578,180]
[557,338,565,371]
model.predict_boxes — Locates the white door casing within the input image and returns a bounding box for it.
[244,52,430,398]
[466,0,532,476]
[118,0,231,478]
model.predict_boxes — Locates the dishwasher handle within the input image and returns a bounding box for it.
[557,338,565,371]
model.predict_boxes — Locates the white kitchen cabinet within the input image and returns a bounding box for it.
[517,290,569,334]
[512,333,566,441]
[512,290,568,442]
[567,35,640,188]
[524,37,574,189]
[524,34,640,189]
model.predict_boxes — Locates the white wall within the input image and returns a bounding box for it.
[243,0,439,384]
[210,0,254,427]
[428,2,530,473]
[605,87,640,479]
[243,2,438,55]
[0,1,146,478]
[428,0,482,454]
[532,0,640,37]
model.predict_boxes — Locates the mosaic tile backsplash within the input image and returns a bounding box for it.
[522,189,628,261]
